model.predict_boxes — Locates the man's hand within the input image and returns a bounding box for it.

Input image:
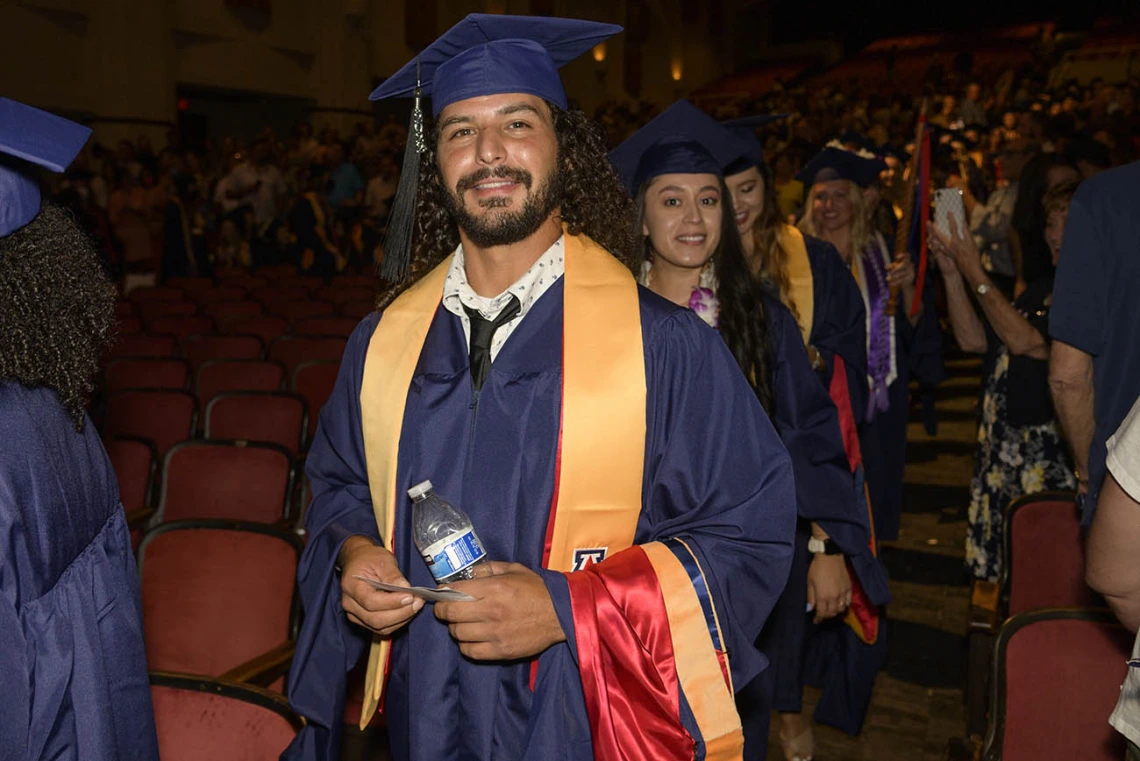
[807,553,852,624]
[435,562,566,661]
[339,536,424,636]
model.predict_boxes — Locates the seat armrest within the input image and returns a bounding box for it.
[221,641,296,688]
[969,580,1001,633]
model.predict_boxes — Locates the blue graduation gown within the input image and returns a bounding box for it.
[738,298,889,756]
[285,280,797,761]
[0,384,158,761]
[803,235,868,424]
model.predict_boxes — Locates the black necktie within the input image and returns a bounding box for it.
[463,294,521,391]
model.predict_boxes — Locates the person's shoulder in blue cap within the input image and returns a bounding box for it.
[0,98,159,761]
[285,21,798,761]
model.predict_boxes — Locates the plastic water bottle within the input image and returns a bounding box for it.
[409,480,488,584]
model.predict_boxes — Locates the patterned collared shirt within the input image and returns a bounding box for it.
[441,235,566,361]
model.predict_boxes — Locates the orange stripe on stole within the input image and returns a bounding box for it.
[775,224,815,348]
[543,231,645,573]
[641,542,744,761]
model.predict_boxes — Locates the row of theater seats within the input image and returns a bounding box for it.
[959,492,1133,761]
[96,267,372,757]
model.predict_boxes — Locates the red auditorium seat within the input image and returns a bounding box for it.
[196,285,248,305]
[318,285,374,305]
[157,441,293,524]
[128,286,183,304]
[183,334,264,371]
[204,300,263,323]
[983,609,1132,761]
[340,300,375,320]
[148,315,215,344]
[138,521,300,684]
[150,673,301,761]
[1004,492,1098,615]
[330,274,379,289]
[292,316,357,338]
[221,316,289,346]
[275,300,336,324]
[104,389,197,457]
[277,275,324,295]
[107,334,178,360]
[267,335,347,376]
[166,276,215,300]
[291,361,339,438]
[114,301,136,318]
[139,300,198,324]
[104,436,157,518]
[104,357,190,393]
[967,491,1093,736]
[115,316,143,335]
[255,264,296,281]
[196,359,285,407]
[205,391,308,455]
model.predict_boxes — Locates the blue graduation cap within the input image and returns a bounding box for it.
[369,14,621,283]
[721,113,788,175]
[796,146,886,189]
[608,100,749,195]
[0,98,91,238]
[369,14,621,117]
[878,143,909,163]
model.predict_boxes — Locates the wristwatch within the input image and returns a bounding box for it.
[976,282,992,296]
[808,537,842,555]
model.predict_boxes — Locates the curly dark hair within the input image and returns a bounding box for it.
[634,179,776,415]
[0,203,117,430]
[378,103,638,308]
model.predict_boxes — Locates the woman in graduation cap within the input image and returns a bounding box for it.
[0,99,158,760]
[721,118,871,452]
[798,145,922,543]
[611,102,889,761]
[285,16,798,761]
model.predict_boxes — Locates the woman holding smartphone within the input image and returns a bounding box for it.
[931,180,1080,582]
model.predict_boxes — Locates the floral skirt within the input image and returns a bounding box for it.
[966,351,1076,581]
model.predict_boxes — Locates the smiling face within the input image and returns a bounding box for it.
[640,172,723,272]
[811,179,856,233]
[435,93,562,248]
[725,166,764,239]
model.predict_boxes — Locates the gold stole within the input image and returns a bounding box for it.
[775,224,815,347]
[355,230,646,726]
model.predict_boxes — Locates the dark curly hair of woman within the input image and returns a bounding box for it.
[379,103,638,307]
[634,180,776,415]
[0,203,117,430]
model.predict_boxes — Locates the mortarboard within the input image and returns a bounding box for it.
[878,143,909,163]
[0,98,91,239]
[369,14,622,282]
[796,145,886,189]
[369,14,621,117]
[721,113,788,175]
[838,129,877,154]
[608,100,748,195]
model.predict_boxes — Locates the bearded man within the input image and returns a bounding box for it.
[0,99,158,760]
[284,15,796,761]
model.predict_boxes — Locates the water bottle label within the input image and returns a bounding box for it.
[421,529,486,582]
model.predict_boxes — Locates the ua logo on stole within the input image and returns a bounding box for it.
[571,548,608,571]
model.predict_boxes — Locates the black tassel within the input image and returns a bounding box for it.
[380,60,425,283]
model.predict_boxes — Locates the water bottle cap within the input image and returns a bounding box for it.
[407,480,433,500]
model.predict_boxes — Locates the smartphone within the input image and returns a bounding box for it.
[934,187,967,237]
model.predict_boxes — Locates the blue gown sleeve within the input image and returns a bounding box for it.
[285,313,383,761]
[805,236,869,422]
[638,310,797,690]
